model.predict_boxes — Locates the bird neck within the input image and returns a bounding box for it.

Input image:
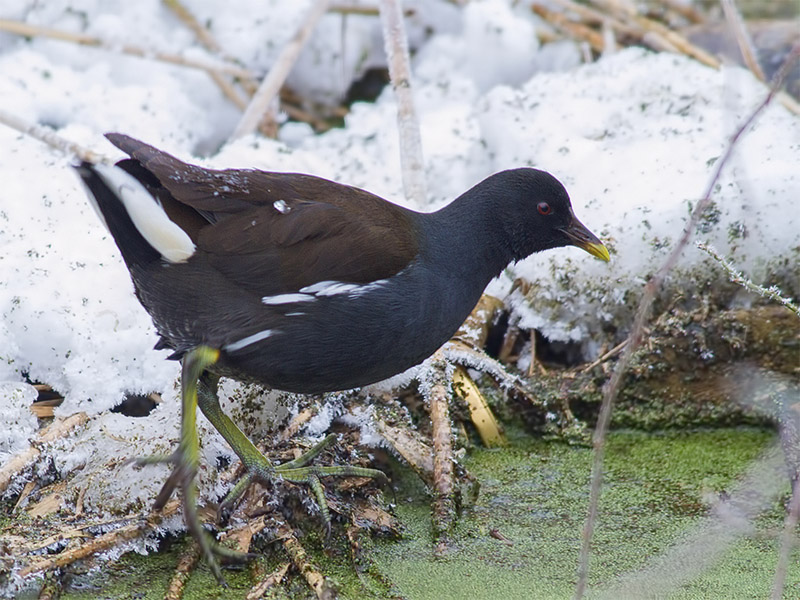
[425,191,517,287]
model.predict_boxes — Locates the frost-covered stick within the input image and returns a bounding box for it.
[720,0,766,82]
[573,44,800,600]
[427,357,457,542]
[379,0,427,206]
[0,18,254,80]
[19,498,181,577]
[696,242,799,316]
[230,0,331,141]
[0,413,88,495]
[0,109,109,165]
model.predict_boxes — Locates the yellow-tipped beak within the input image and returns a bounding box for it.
[581,241,611,262]
[563,217,611,262]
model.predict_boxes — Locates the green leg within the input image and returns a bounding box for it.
[136,346,248,585]
[196,373,388,532]
[138,347,388,583]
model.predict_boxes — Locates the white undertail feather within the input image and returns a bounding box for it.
[92,164,196,263]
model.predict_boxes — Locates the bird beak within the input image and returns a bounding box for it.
[562,216,610,262]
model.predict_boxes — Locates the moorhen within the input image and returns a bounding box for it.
[76,133,609,579]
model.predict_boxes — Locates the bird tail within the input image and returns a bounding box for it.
[75,162,196,268]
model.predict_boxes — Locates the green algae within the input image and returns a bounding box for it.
[39,427,797,599]
[368,427,793,600]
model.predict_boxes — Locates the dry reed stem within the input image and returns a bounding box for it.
[573,43,800,600]
[546,0,640,38]
[379,0,427,206]
[579,339,628,373]
[0,412,88,494]
[331,3,415,16]
[720,0,767,82]
[231,0,331,140]
[0,19,254,79]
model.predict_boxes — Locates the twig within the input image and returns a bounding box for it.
[230,0,331,140]
[279,524,336,600]
[580,339,628,373]
[720,0,766,82]
[0,19,254,79]
[164,540,201,600]
[373,417,434,483]
[379,0,427,206]
[573,44,800,600]
[696,242,799,316]
[247,562,291,600]
[0,412,89,494]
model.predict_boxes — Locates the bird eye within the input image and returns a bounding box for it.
[537,202,551,215]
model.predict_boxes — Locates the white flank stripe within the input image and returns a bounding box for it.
[299,280,362,296]
[225,328,275,352]
[94,164,196,263]
[262,293,315,305]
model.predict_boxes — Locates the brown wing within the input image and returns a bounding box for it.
[106,133,419,297]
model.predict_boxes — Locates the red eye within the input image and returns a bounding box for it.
[537,202,551,215]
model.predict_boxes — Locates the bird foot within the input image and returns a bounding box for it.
[132,446,254,585]
[219,432,389,535]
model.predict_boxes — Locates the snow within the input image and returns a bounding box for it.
[0,0,798,551]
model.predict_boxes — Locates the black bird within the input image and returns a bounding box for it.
[76,133,609,578]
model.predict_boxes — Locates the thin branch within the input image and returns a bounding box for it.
[0,110,108,164]
[696,242,799,315]
[379,0,427,205]
[573,44,800,600]
[230,0,331,140]
[0,18,254,79]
